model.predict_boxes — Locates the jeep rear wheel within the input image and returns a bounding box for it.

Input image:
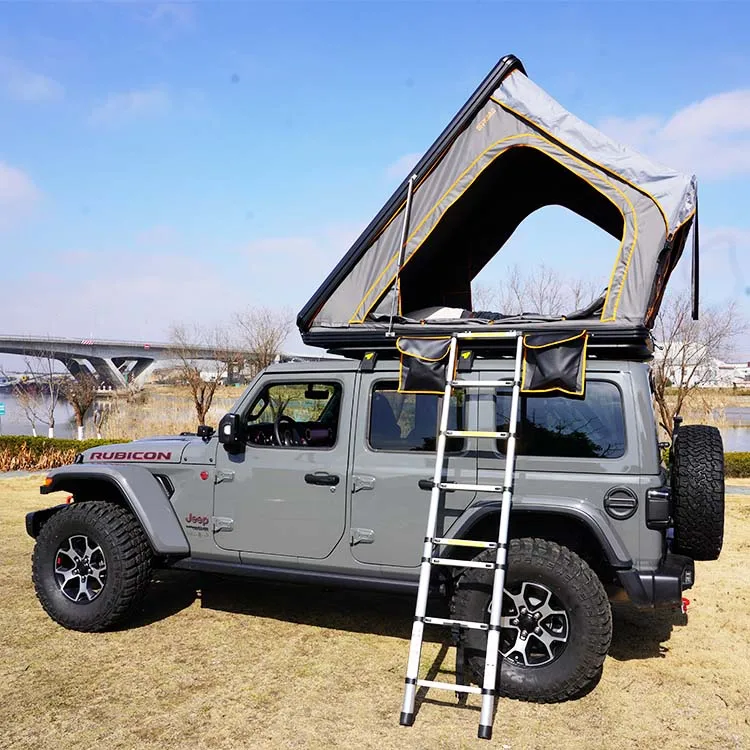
[671,424,724,561]
[32,501,152,632]
[451,538,612,703]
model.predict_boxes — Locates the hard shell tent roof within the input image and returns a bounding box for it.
[297,55,698,353]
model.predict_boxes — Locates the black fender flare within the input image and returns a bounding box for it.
[448,500,632,569]
[33,464,189,556]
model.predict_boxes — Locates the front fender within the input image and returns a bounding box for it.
[37,464,189,556]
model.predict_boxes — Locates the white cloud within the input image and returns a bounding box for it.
[243,223,364,305]
[385,152,422,181]
[88,87,171,126]
[0,162,41,228]
[600,89,750,180]
[0,57,64,102]
[2,254,235,342]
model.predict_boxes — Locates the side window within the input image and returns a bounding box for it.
[495,381,625,459]
[368,381,464,452]
[243,382,341,448]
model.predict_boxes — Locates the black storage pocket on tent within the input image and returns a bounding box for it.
[521,331,588,396]
[397,337,452,394]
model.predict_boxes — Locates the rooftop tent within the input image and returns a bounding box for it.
[297,55,698,352]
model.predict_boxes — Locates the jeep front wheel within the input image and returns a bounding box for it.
[451,538,612,703]
[32,501,152,632]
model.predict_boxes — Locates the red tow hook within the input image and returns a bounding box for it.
[681,597,690,614]
[66,495,73,504]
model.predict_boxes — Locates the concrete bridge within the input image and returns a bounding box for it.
[0,335,323,389]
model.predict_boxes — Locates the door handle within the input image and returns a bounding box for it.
[305,472,340,487]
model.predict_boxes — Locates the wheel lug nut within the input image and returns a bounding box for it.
[535,627,542,635]
[533,612,541,619]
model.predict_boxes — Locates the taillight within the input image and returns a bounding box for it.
[646,487,671,529]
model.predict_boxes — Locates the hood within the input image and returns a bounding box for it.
[80,436,198,465]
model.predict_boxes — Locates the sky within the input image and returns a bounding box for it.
[1,1,749,358]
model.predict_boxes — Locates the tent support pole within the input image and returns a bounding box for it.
[691,191,700,320]
[387,173,417,337]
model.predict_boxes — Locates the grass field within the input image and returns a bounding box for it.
[1,477,749,750]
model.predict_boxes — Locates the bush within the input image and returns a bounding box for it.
[725,452,750,478]
[0,436,124,472]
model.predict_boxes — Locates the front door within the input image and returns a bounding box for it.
[349,371,477,568]
[213,375,353,559]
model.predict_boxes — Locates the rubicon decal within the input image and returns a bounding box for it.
[89,451,172,461]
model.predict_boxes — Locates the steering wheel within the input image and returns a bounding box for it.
[274,414,302,446]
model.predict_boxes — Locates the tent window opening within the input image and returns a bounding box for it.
[393,147,624,321]
[470,205,623,319]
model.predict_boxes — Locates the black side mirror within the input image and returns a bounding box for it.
[218,413,243,452]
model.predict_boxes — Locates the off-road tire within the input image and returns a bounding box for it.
[451,538,612,703]
[671,424,724,561]
[32,501,152,632]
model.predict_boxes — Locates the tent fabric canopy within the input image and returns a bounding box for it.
[297,55,697,347]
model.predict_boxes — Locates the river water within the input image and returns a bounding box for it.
[1,390,750,449]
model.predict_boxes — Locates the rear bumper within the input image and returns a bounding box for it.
[617,553,695,608]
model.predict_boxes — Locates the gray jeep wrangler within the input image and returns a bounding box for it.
[26,355,724,702]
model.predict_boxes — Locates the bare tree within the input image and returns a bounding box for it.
[18,352,64,438]
[234,306,292,378]
[652,292,747,436]
[472,265,597,316]
[61,373,99,440]
[13,384,43,437]
[170,323,232,425]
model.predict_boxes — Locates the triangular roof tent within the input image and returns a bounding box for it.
[298,55,698,352]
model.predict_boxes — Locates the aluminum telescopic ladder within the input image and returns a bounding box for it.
[399,330,524,741]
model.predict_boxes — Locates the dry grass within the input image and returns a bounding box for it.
[1,477,749,750]
[96,387,238,440]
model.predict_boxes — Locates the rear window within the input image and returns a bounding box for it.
[495,381,625,459]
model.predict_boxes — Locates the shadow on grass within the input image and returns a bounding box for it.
[608,603,687,661]
[121,570,202,630]
[198,574,449,643]
[127,572,688,669]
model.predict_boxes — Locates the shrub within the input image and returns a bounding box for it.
[725,452,750,478]
[0,436,123,472]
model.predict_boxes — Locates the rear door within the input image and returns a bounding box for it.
[349,368,477,567]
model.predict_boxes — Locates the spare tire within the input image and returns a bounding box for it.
[671,424,724,561]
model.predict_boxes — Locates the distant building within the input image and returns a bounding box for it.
[653,341,750,387]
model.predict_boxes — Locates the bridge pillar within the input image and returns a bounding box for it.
[130,358,155,386]
[87,357,127,389]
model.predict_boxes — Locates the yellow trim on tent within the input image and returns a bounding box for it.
[490,96,671,236]
[352,133,636,326]
[395,336,452,362]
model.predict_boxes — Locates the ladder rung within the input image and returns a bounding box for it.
[429,557,496,570]
[444,430,509,439]
[417,679,482,694]
[438,482,506,493]
[449,379,514,388]
[454,331,520,339]
[431,537,498,549]
[423,616,489,631]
